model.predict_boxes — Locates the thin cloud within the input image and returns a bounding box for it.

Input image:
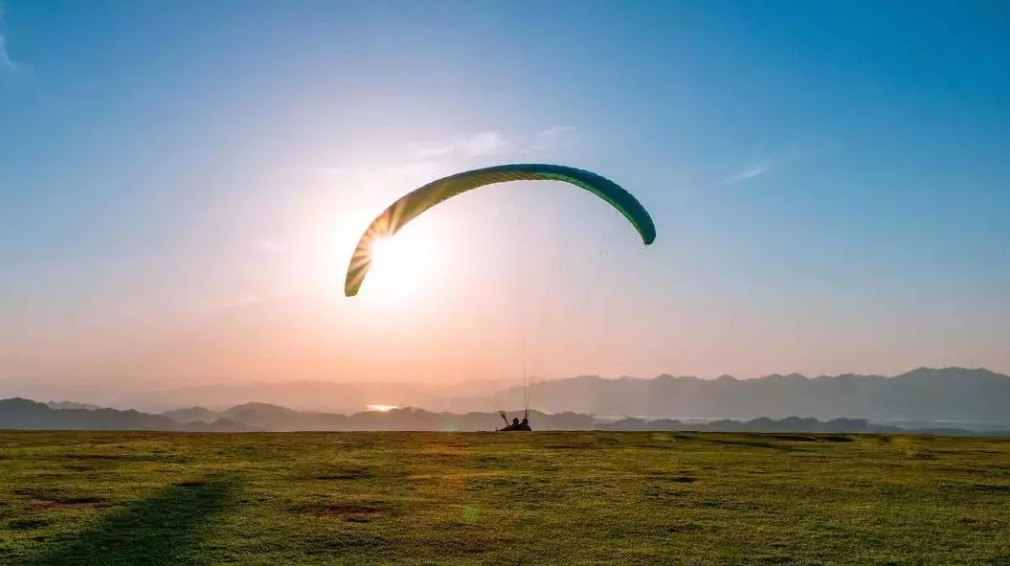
[0,37,10,72]
[538,125,574,138]
[0,3,33,77]
[528,125,574,151]
[717,163,772,187]
[0,3,16,71]
[381,160,447,182]
[710,153,795,190]
[674,154,793,196]
[297,126,575,187]
[411,131,509,160]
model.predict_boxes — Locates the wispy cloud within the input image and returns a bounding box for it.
[411,130,509,160]
[710,155,791,191]
[0,4,43,82]
[408,126,574,160]
[673,153,794,197]
[538,125,574,138]
[716,163,774,187]
[0,3,16,72]
[526,126,574,152]
[293,126,578,188]
[380,160,447,182]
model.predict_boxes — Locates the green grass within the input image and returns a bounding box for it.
[2,431,1010,565]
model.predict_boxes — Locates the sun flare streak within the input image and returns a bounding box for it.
[337,218,444,305]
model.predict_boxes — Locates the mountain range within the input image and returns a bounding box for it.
[2,367,1007,425]
[0,398,256,432]
[3,397,1005,435]
[494,367,1010,425]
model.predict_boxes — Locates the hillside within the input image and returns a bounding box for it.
[0,399,257,432]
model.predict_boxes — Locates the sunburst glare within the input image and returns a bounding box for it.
[355,225,442,302]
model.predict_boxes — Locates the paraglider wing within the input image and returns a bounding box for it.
[344,163,656,297]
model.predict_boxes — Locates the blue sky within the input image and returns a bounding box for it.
[2,0,1009,383]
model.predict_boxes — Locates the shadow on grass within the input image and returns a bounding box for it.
[21,473,241,566]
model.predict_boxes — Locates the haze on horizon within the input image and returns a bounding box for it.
[2,1,1009,388]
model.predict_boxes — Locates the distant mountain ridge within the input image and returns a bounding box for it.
[163,406,224,424]
[493,367,1010,424]
[0,398,258,432]
[2,367,1008,424]
[46,401,104,411]
[3,397,1006,435]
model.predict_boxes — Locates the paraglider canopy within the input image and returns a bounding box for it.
[343,163,656,297]
[342,162,656,432]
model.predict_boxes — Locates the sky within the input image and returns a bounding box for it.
[2,0,1009,387]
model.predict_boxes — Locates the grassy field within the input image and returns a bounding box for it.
[2,431,1010,565]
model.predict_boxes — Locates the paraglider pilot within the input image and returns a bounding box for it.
[498,415,532,432]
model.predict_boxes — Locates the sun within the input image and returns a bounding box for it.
[360,229,438,300]
[369,236,401,268]
[320,201,453,305]
[366,404,399,412]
